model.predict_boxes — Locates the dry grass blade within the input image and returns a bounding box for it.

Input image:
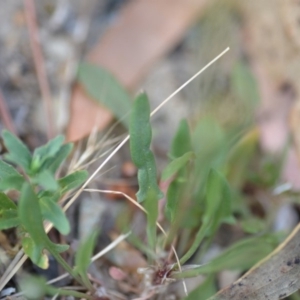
[63,47,230,212]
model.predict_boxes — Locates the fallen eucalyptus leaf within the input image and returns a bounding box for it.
[208,224,300,300]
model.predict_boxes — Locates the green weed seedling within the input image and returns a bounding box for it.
[0,52,284,299]
[128,92,280,298]
[0,131,99,298]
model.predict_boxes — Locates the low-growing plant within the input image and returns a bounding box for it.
[0,131,101,298]
[0,52,287,299]
[126,92,280,297]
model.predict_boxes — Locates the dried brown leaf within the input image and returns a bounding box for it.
[209,224,300,300]
[67,0,209,141]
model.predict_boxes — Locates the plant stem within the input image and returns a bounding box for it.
[49,287,95,300]
[50,250,93,292]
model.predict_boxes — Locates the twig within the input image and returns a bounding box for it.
[0,89,16,134]
[23,0,54,139]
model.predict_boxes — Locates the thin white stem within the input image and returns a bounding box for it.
[91,231,131,262]
[63,47,230,213]
[150,47,230,117]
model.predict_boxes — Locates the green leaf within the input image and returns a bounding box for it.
[164,120,193,226]
[184,275,216,300]
[18,183,69,269]
[52,243,70,253]
[38,190,60,203]
[170,119,192,159]
[2,130,31,172]
[78,62,132,127]
[174,234,278,279]
[44,143,73,174]
[0,210,20,230]
[22,236,49,269]
[241,217,266,234]
[40,197,70,235]
[18,183,85,287]
[165,169,187,222]
[129,92,163,203]
[19,183,52,268]
[20,274,48,299]
[58,170,88,194]
[144,190,159,253]
[202,169,233,233]
[74,230,98,291]
[0,192,19,229]
[20,274,93,299]
[31,135,64,172]
[231,62,260,110]
[0,160,21,179]
[226,129,258,189]
[192,117,225,163]
[32,170,58,191]
[180,169,233,264]
[0,174,25,191]
[75,230,98,276]
[162,151,194,180]
[0,192,17,210]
